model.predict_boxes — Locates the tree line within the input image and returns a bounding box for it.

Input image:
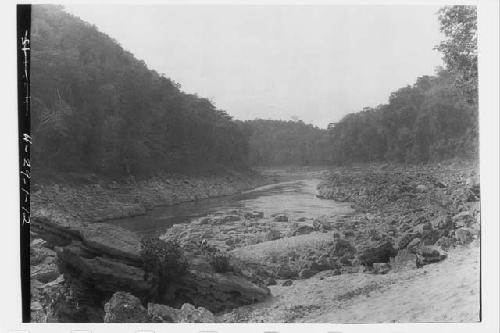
[31,5,478,178]
[245,119,330,166]
[326,68,478,164]
[247,6,478,165]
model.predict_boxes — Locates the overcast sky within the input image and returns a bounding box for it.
[64,5,443,128]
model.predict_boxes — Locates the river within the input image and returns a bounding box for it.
[107,177,354,236]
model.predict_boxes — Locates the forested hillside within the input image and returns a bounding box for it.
[246,6,478,166]
[245,120,330,166]
[325,6,478,164]
[31,5,478,176]
[31,5,250,178]
[326,69,478,164]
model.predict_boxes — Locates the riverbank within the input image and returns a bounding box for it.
[31,169,272,223]
[30,162,481,323]
[29,169,274,322]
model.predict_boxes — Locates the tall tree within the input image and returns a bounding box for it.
[435,6,478,103]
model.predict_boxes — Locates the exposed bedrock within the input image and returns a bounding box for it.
[31,216,269,318]
[103,291,216,323]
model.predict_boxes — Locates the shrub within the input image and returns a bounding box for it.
[200,242,233,273]
[209,253,233,273]
[140,237,188,302]
[264,228,281,241]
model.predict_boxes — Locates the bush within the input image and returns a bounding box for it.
[209,253,233,273]
[140,237,188,302]
[200,242,233,273]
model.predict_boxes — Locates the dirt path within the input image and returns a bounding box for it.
[222,245,480,323]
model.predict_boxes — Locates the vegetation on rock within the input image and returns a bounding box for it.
[140,237,188,302]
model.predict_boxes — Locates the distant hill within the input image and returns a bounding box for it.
[245,119,331,166]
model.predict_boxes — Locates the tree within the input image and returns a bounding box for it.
[435,6,478,103]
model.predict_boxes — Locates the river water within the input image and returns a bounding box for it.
[107,177,354,236]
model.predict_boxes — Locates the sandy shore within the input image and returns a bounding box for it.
[221,244,479,323]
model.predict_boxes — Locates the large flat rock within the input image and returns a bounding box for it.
[32,216,270,315]
[166,270,270,313]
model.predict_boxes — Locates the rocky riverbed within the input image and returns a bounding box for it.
[161,162,480,322]
[29,170,272,322]
[29,162,481,323]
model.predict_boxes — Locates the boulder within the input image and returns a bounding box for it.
[31,257,60,284]
[30,238,56,264]
[372,262,391,274]
[165,271,270,313]
[421,227,441,246]
[413,221,432,233]
[264,229,281,241]
[104,292,149,323]
[30,245,57,265]
[79,223,142,263]
[343,230,355,238]
[416,184,428,193]
[406,238,421,253]
[299,267,318,279]
[435,236,456,250]
[276,265,296,279]
[357,240,397,266]
[313,216,333,231]
[30,237,60,283]
[412,222,441,246]
[390,249,417,271]
[291,225,314,236]
[332,239,356,257]
[417,245,447,264]
[452,211,475,228]
[57,242,152,299]
[220,215,241,223]
[397,232,420,250]
[30,275,71,323]
[148,303,214,323]
[434,180,447,188]
[431,215,454,230]
[273,214,289,222]
[341,266,361,274]
[244,211,264,219]
[454,228,473,245]
[200,214,241,225]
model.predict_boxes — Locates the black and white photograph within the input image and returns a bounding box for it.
[9,2,495,326]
